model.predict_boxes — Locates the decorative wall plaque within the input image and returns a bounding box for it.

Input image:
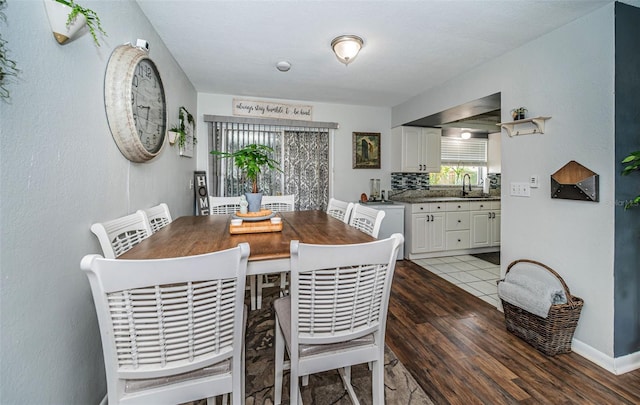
[232,98,312,121]
[551,160,599,202]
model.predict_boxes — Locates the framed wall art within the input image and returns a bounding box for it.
[353,132,381,169]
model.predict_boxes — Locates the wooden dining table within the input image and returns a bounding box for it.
[119,210,375,276]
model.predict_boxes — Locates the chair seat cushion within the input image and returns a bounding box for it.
[273,296,374,357]
[125,359,231,393]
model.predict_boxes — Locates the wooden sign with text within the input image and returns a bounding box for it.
[232,98,312,121]
[194,171,210,216]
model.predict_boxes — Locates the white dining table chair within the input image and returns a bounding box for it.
[273,234,403,404]
[81,243,250,405]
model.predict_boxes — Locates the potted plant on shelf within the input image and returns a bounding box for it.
[622,150,640,209]
[210,144,282,212]
[511,107,527,120]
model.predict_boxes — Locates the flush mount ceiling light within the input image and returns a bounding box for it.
[331,35,363,66]
[276,61,291,72]
[460,131,472,139]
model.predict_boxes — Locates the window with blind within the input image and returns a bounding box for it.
[206,116,337,210]
[430,137,488,186]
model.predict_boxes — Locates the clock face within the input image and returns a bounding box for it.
[104,45,168,163]
[132,59,166,154]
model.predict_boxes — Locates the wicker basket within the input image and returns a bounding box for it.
[499,259,584,356]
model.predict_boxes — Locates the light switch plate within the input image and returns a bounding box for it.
[510,182,531,197]
[530,175,539,188]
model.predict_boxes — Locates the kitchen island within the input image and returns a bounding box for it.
[392,196,500,259]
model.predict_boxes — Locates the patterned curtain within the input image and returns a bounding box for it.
[283,130,329,211]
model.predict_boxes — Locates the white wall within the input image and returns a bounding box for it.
[393,4,616,358]
[487,132,501,173]
[0,1,197,402]
[197,94,391,203]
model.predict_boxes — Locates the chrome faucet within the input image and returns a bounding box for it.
[462,174,472,197]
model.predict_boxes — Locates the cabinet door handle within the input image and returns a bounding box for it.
[480,204,484,208]
[457,239,461,242]
[458,205,461,209]
[420,206,424,210]
[431,215,434,221]
[457,219,461,223]
[426,215,430,222]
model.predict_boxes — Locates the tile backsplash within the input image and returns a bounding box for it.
[391,172,430,190]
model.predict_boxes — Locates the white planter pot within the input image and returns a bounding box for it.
[44,0,88,44]
[167,131,179,145]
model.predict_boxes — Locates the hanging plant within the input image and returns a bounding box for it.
[55,0,107,46]
[622,151,640,209]
[0,0,19,101]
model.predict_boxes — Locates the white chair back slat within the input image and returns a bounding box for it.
[107,278,238,370]
[297,263,389,341]
[209,196,242,215]
[261,194,295,212]
[349,204,386,238]
[326,198,354,224]
[139,203,172,233]
[80,243,249,404]
[91,211,152,259]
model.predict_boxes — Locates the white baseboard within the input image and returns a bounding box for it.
[572,338,640,375]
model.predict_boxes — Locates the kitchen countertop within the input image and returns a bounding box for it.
[391,196,501,203]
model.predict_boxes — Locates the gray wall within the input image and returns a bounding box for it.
[393,3,619,359]
[0,1,197,403]
[614,1,640,357]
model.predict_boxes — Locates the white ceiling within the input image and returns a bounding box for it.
[137,0,611,108]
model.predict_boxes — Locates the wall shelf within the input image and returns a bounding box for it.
[498,116,551,137]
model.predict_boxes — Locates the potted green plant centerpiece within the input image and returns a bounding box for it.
[210,144,282,212]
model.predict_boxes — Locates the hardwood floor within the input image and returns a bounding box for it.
[386,259,640,405]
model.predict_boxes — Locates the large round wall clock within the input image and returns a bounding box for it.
[104,44,167,163]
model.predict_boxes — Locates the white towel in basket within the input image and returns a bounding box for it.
[498,263,567,318]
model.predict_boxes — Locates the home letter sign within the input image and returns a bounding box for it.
[194,171,210,215]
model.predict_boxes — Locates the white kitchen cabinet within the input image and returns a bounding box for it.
[391,126,441,172]
[412,212,445,253]
[490,210,501,246]
[404,199,500,259]
[470,201,501,249]
[404,202,446,257]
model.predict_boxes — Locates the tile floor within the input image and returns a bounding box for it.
[412,254,502,307]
